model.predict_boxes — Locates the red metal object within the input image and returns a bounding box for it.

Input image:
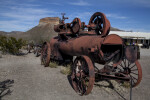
[88,12,110,36]
[71,56,95,95]
[41,42,50,67]
[116,59,142,87]
[41,12,142,95]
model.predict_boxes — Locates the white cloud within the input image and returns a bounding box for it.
[0,1,59,32]
[64,12,92,24]
[69,0,91,6]
[0,20,32,32]
[106,13,127,19]
[136,0,150,8]
[109,0,150,8]
[121,27,150,32]
[65,12,127,25]
[126,0,150,8]
[47,3,62,6]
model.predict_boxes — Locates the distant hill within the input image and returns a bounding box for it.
[0,31,6,36]
[0,17,59,44]
[0,17,123,44]
[110,27,123,31]
[0,31,23,35]
[23,17,59,43]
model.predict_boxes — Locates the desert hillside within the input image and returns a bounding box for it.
[0,17,60,44]
[24,17,59,43]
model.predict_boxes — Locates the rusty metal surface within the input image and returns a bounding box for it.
[50,34,123,63]
[41,42,50,67]
[88,12,110,36]
[103,34,123,45]
[125,45,138,63]
[116,59,142,87]
[133,60,142,87]
[71,56,95,95]
[41,12,142,95]
[71,18,81,34]
[54,12,110,36]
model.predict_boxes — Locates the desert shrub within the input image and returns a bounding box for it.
[0,36,26,55]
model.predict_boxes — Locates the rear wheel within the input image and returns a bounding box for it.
[41,42,50,67]
[117,59,142,87]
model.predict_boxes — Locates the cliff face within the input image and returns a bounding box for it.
[39,17,59,26]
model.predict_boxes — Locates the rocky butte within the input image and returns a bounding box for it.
[39,17,59,26]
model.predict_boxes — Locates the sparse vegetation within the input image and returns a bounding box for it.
[60,64,72,75]
[95,80,129,94]
[49,62,58,68]
[0,36,26,55]
[121,81,130,88]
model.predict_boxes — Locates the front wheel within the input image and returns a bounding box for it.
[70,56,95,95]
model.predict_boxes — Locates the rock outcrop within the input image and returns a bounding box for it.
[39,17,59,26]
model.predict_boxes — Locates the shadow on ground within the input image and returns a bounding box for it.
[0,79,14,100]
[67,75,127,100]
[94,80,127,100]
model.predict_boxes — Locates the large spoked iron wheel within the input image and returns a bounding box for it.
[117,59,142,87]
[41,42,50,67]
[71,56,95,95]
[88,12,110,36]
[71,18,81,34]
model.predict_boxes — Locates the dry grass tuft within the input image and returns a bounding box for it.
[60,64,72,75]
[121,81,130,88]
[95,80,129,94]
[49,62,58,68]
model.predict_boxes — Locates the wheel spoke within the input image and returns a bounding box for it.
[131,69,138,71]
[96,16,99,24]
[130,64,136,69]
[117,67,122,71]
[128,60,131,67]
[130,75,137,86]
[116,59,142,87]
[130,75,138,81]
[119,63,124,68]
[124,59,126,68]
[81,80,86,94]
[131,72,138,75]
[80,81,83,94]
[131,78,136,85]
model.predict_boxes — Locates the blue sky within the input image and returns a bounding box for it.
[0,0,150,32]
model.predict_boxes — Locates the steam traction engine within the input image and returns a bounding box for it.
[41,12,142,95]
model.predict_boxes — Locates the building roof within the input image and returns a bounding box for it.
[110,31,150,39]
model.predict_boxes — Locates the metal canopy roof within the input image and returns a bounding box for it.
[110,31,150,39]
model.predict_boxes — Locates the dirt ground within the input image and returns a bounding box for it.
[0,49,150,100]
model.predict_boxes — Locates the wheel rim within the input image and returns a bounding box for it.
[88,12,110,36]
[117,59,142,87]
[71,56,95,95]
[71,18,81,34]
[41,42,50,67]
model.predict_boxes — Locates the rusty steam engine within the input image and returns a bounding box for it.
[41,12,142,95]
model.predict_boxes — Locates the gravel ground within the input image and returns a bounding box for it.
[0,48,150,100]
